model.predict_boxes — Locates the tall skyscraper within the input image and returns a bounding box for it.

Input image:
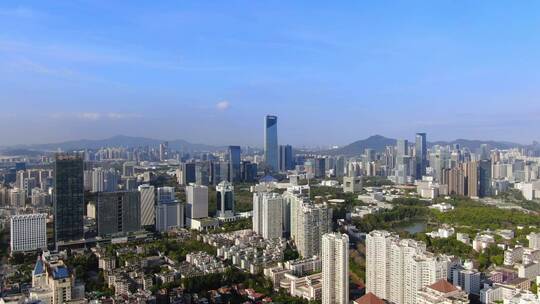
[322,233,349,304]
[415,133,427,178]
[253,192,283,240]
[54,153,84,244]
[186,184,209,219]
[138,184,155,227]
[95,191,141,236]
[478,159,492,197]
[228,146,241,182]
[264,115,278,172]
[279,144,294,172]
[216,181,234,218]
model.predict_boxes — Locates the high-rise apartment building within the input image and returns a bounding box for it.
[138,184,155,227]
[322,233,349,304]
[54,153,84,244]
[253,192,283,239]
[10,213,48,252]
[264,115,278,172]
[291,202,332,257]
[366,230,452,304]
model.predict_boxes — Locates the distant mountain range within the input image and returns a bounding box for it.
[0,134,533,157]
[329,135,526,156]
[2,135,221,154]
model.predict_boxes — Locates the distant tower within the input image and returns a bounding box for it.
[279,144,294,172]
[415,133,427,179]
[159,141,169,161]
[264,115,278,172]
[228,146,241,182]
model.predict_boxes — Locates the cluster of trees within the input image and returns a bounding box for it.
[362,176,393,187]
[477,244,504,271]
[283,244,300,261]
[354,206,429,232]
[65,252,113,295]
[432,203,540,230]
[416,235,475,260]
[144,237,216,263]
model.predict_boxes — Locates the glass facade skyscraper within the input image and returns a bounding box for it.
[54,153,85,244]
[279,144,294,172]
[415,132,427,178]
[228,145,241,182]
[264,115,278,172]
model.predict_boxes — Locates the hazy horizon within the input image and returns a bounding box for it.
[1,1,540,147]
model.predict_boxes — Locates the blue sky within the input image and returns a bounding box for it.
[1,1,540,147]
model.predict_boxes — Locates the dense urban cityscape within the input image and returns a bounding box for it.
[3,1,540,304]
[2,114,540,304]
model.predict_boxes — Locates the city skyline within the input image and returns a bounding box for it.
[1,1,540,146]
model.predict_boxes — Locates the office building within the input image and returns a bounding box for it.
[54,153,84,243]
[241,161,258,182]
[95,191,141,236]
[264,115,279,172]
[195,162,210,185]
[415,133,427,178]
[253,192,283,239]
[10,213,47,252]
[279,145,294,172]
[178,162,196,185]
[343,176,363,193]
[186,184,209,219]
[322,233,349,304]
[228,146,241,182]
[157,186,175,203]
[138,184,155,227]
[216,181,234,219]
[155,201,184,232]
[478,159,492,197]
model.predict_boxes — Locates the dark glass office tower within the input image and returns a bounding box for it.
[95,191,141,237]
[54,153,85,244]
[279,144,294,172]
[264,115,278,172]
[478,159,492,197]
[228,145,241,182]
[415,133,427,178]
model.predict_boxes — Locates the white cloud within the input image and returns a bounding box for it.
[216,100,231,111]
[49,112,141,121]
